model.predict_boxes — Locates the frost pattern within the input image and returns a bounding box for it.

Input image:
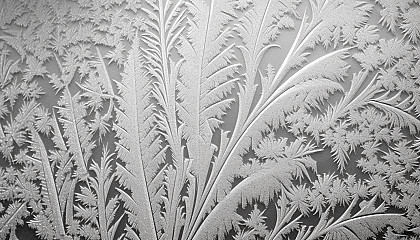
[0,0,419,239]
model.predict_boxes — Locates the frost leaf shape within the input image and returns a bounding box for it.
[140,1,188,238]
[55,89,95,179]
[92,148,122,240]
[195,137,318,239]
[302,195,409,240]
[370,90,420,134]
[27,128,69,239]
[176,0,242,238]
[113,35,164,240]
[177,0,239,237]
[53,56,95,180]
[194,163,293,240]
[75,147,122,240]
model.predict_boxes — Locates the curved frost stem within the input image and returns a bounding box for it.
[28,127,70,239]
[304,197,359,240]
[268,204,301,240]
[258,47,351,115]
[193,57,344,240]
[191,3,354,237]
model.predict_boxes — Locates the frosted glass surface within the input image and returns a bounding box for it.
[0,0,420,239]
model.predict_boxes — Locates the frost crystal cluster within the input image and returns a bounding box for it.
[0,0,420,239]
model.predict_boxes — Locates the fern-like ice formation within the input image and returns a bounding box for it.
[0,0,419,239]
